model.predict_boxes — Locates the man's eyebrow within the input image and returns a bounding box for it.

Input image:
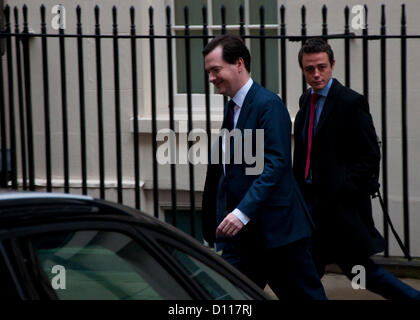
[207,66,220,72]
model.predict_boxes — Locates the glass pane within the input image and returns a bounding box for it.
[250,0,277,24]
[212,30,240,36]
[175,0,207,25]
[165,209,204,243]
[250,29,279,93]
[29,230,191,300]
[212,0,244,25]
[176,30,206,93]
[163,245,252,300]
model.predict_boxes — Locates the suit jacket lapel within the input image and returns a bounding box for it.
[235,82,258,130]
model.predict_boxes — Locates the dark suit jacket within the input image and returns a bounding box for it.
[293,78,385,258]
[202,82,313,250]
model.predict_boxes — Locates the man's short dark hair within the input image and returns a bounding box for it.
[298,38,334,68]
[203,34,251,73]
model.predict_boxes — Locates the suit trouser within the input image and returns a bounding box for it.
[303,183,420,300]
[313,253,420,300]
[223,237,327,300]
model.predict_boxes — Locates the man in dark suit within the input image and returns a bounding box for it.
[293,38,420,300]
[201,34,326,300]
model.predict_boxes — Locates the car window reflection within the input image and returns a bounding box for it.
[28,230,191,300]
[162,244,252,300]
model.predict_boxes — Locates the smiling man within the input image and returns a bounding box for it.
[201,34,326,300]
[293,38,420,300]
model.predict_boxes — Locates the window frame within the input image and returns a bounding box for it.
[166,0,281,115]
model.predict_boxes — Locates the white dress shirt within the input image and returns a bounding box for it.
[223,78,253,225]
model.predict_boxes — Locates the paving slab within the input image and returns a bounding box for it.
[264,273,420,300]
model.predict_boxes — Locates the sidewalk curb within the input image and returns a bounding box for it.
[325,256,420,279]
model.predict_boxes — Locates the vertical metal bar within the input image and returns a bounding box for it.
[380,4,389,257]
[184,6,196,238]
[203,5,211,169]
[22,5,35,191]
[166,6,176,224]
[221,5,226,34]
[76,6,87,195]
[344,6,350,88]
[14,7,27,190]
[202,5,211,158]
[301,6,307,94]
[5,6,17,189]
[58,10,69,193]
[112,6,123,204]
[239,5,245,38]
[280,5,286,105]
[322,5,328,39]
[400,4,410,256]
[362,5,368,100]
[149,7,159,219]
[131,6,141,210]
[221,5,227,107]
[259,6,266,88]
[0,13,6,188]
[95,6,105,199]
[40,5,52,192]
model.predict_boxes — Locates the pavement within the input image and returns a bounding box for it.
[264,263,420,300]
[320,272,420,300]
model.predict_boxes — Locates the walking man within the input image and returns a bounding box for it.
[293,38,420,300]
[201,34,326,300]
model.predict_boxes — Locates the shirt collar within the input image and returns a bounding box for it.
[232,78,253,108]
[311,77,333,97]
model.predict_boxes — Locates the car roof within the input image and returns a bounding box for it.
[0,191,198,251]
[0,192,196,242]
[0,192,95,201]
[0,192,153,226]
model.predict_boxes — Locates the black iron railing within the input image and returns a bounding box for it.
[0,4,418,258]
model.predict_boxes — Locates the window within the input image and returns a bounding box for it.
[164,209,203,243]
[172,0,279,95]
[28,230,191,300]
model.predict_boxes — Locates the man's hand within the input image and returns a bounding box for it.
[216,212,244,238]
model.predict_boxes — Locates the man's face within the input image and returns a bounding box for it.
[204,45,243,98]
[301,52,335,91]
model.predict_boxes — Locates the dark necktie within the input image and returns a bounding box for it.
[304,93,321,180]
[226,100,236,131]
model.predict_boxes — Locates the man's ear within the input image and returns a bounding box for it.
[237,57,245,71]
[331,59,336,70]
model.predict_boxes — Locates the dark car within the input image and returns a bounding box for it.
[0,192,270,300]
